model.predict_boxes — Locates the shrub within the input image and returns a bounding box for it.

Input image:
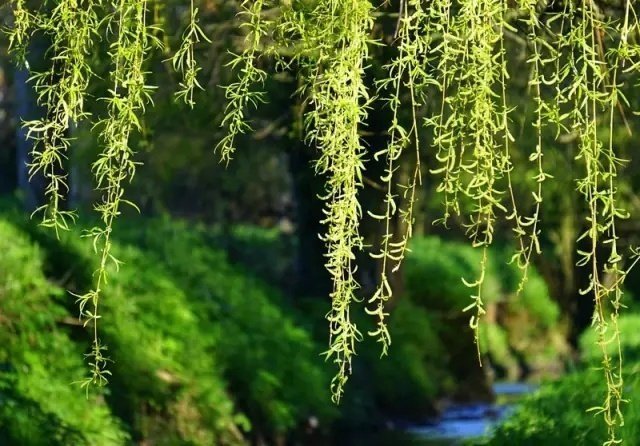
[101,245,245,445]
[2,212,331,444]
[580,313,640,364]
[0,220,128,446]
[405,236,566,382]
[110,218,336,436]
[480,365,640,445]
[371,299,448,418]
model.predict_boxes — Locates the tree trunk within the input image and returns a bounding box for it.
[0,63,17,194]
[13,41,47,211]
[287,124,332,298]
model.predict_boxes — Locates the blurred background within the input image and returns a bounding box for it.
[2,2,640,446]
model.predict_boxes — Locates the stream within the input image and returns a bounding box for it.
[333,382,537,446]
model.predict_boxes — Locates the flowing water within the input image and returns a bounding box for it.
[332,382,536,446]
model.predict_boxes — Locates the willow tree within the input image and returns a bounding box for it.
[5,0,640,443]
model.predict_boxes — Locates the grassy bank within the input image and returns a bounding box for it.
[0,207,565,445]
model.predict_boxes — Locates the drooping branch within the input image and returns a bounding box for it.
[216,0,269,163]
[23,0,100,234]
[172,0,211,107]
[6,5,640,442]
[302,0,375,404]
[76,0,157,390]
[369,0,429,358]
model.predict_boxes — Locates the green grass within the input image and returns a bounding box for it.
[0,212,335,444]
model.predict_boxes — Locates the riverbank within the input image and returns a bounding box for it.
[0,206,569,445]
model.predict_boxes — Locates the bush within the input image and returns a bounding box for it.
[483,311,640,445]
[100,245,245,445]
[110,218,336,437]
[214,224,295,290]
[371,299,448,418]
[0,211,567,443]
[405,236,566,382]
[480,365,640,445]
[330,235,562,421]
[580,313,640,364]
[1,212,334,445]
[405,237,502,312]
[0,220,128,446]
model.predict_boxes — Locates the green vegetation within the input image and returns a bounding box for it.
[0,220,128,446]
[480,312,640,445]
[0,204,567,443]
[306,235,565,423]
[5,0,640,443]
[110,219,335,436]
[406,237,566,382]
[0,213,330,444]
[6,5,640,441]
[481,365,640,446]
[7,3,640,425]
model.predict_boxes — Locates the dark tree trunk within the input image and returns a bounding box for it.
[0,63,17,195]
[287,125,332,298]
[13,39,48,212]
[14,66,41,210]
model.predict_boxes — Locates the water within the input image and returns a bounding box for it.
[340,382,536,446]
[314,382,535,446]
[404,403,513,444]
[408,382,536,445]
[401,383,536,444]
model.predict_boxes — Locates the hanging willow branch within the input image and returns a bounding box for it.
[428,0,459,225]
[300,0,375,404]
[7,2,640,440]
[443,0,510,358]
[24,0,100,235]
[76,0,157,389]
[593,2,639,441]
[6,0,31,65]
[509,0,551,291]
[216,0,269,163]
[172,0,211,108]
[369,0,428,360]
[557,2,625,441]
